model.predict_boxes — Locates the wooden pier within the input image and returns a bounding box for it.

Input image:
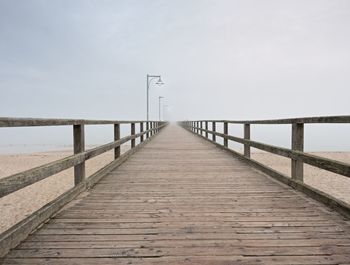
[1,117,350,264]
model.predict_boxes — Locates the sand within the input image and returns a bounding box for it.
[0,145,130,234]
[251,151,350,205]
[0,149,349,234]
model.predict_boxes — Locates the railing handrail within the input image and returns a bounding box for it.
[193,115,350,124]
[0,117,161,127]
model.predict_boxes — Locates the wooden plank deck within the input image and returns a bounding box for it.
[2,125,350,264]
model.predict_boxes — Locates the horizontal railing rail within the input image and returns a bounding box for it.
[0,117,153,127]
[180,115,350,217]
[195,115,350,124]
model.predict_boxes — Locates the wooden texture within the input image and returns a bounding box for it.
[291,123,304,181]
[223,122,228,147]
[205,121,208,138]
[193,115,350,124]
[131,123,136,148]
[146,122,150,138]
[73,125,85,185]
[244,124,250,158]
[140,122,144,142]
[212,121,216,142]
[0,117,160,127]
[114,124,121,159]
[3,125,350,264]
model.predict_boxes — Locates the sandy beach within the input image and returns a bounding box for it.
[251,151,350,205]
[0,149,349,234]
[0,146,130,234]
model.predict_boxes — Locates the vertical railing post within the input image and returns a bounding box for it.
[131,123,135,148]
[73,124,85,185]
[140,122,144,142]
[291,123,304,181]
[114,123,121,159]
[205,121,208,138]
[212,121,216,142]
[146,122,149,139]
[244,124,251,158]
[200,121,203,136]
[223,121,228,147]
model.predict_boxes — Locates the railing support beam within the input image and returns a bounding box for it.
[114,124,121,159]
[140,122,144,142]
[205,121,208,138]
[291,123,304,181]
[131,123,135,148]
[212,122,216,142]
[146,122,149,138]
[244,124,251,158]
[224,122,228,147]
[73,124,85,185]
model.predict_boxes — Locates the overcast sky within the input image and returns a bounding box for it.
[0,0,349,150]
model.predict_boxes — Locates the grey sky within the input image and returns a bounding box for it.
[0,0,349,151]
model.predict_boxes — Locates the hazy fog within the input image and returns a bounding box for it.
[1,0,349,151]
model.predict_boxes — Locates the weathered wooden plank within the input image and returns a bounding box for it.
[17,238,350,249]
[5,245,350,258]
[3,255,350,265]
[191,115,350,124]
[0,117,162,127]
[25,231,350,242]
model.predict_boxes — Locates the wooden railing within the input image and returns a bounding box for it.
[180,116,350,217]
[0,117,167,256]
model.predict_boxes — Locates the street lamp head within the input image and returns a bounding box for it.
[156,77,164,85]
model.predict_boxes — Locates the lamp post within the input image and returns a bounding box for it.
[146,74,163,121]
[158,96,164,121]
